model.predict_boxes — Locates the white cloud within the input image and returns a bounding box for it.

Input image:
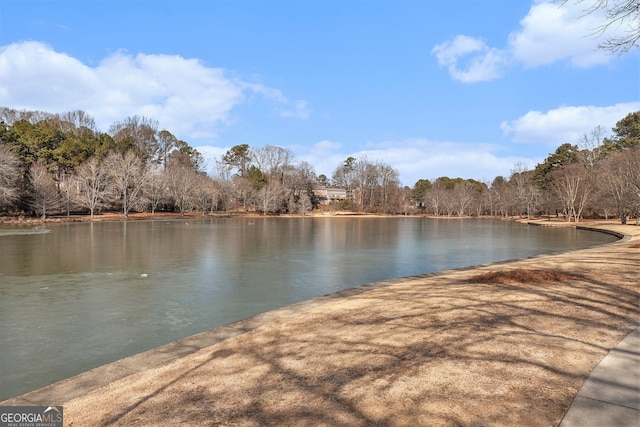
[433,0,626,82]
[280,100,312,119]
[0,41,96,108]
[237,81,287,103]
[508,1,613,68]
[432,35,486,65]
[0,41,307,141]
[501,101,640,146]
[432,35,507,83]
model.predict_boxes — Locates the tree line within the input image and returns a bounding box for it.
[0,107,638,222]
[412,113,640,224]
[0,107,407,217]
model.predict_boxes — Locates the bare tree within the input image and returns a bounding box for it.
[233,176,259,212]
[28,161,60,219]
[0,107,53,126]
[253,145,294,184]
[510,162,540,219]
[351,157,376,209]
[211,159,235,213]
[472,182,490,217]
[164,163,199,216]
[283,160,317,214]
[215,178,235,213]
[627,147,640,199]
[75,157,112,217]
[330,156,401,212]
[452,181,474,217]
[488,176,510,217]
[425,180,447,216]
[104,150,149,218]
[252,145,294,214]
[549,163,592,222]
[257,179,287,215]
[195,174,219,215]
[401,186,415,215]
[58,172,78,218]
[619,146,640,223]
[442,190,456,217]
[144,170,166,214]
[55,110,97,134]
[561,0,640,52]
[359,161,375,209]
[0,144,21,209]
[578,125,608,167]
[297,191,313,215]
[379,164,401,213]
[597,153,629,223]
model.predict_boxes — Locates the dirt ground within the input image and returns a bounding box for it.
[28,221,640,425]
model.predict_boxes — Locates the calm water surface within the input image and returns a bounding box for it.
[0,217,616,400]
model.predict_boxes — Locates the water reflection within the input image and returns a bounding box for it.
[0,218,615,400]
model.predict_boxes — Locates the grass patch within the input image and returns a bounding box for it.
[467,269,581,285]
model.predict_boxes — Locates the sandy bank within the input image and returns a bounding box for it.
[4,221,639,426]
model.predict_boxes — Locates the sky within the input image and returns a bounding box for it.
[0,0,638,186]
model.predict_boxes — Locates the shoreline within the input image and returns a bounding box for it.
[4,209,628,224]
[2,221,638,426]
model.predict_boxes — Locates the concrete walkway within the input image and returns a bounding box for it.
[560,327,640,427]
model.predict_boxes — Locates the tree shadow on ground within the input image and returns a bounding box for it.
[67,245,640,427]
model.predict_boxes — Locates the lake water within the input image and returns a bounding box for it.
[0,217,616,400]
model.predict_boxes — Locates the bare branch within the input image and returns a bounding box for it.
[560,0,640,53]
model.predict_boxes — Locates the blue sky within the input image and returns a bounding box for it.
[1,0,638,186]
